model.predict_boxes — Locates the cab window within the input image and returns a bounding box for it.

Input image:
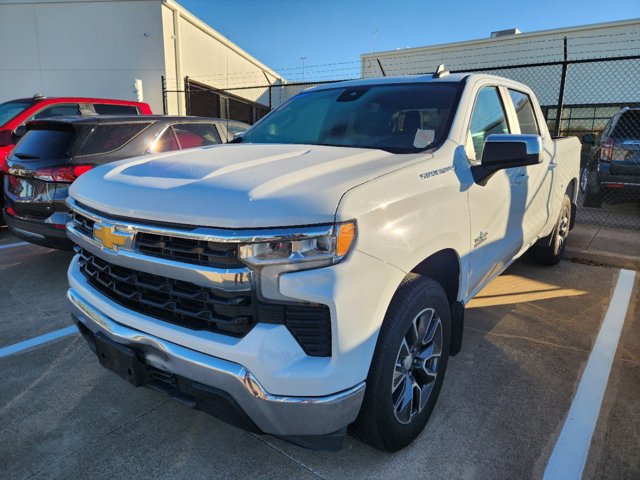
[468,87,510,160]
[151,127,180,153]
[173,123,221,149]
[508,90,539,135]
[33,104,80,119]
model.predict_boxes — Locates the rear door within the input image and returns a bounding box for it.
[505,89,553,248]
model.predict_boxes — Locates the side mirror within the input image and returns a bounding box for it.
[582,133,595,144]
[13,125,27,140]
[472,134,542,185]
[0,130,12,147]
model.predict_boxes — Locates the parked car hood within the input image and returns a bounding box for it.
[69,143,430,228]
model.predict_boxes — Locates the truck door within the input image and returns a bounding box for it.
[505,89,553,249]
[465,86,525,295]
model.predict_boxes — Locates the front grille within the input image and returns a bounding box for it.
[71,211,242,269]
[72,212,95,236]
[136,233,242,268]
[77,250,333,355]
[78,249,255,336]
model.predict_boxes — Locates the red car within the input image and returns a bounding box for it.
[0,95,152,224]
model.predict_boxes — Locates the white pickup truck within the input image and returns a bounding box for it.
[65,71,580,451]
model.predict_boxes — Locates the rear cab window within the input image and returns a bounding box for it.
[508,90,539,135]
[93,104,140,115]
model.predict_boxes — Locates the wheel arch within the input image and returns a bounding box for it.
[409,248,464,356]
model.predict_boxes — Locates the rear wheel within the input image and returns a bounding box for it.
[531,194,571,266]
[352,275,451,452]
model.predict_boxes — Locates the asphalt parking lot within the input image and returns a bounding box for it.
[1,224,638,480]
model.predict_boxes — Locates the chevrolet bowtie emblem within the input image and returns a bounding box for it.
[93,223,134,251]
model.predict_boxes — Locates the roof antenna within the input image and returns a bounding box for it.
[433,64,449,79]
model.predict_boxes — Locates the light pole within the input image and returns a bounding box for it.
[300,56,307,82]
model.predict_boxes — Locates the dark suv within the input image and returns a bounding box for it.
[3,115,243,249]
[581,107,640,207]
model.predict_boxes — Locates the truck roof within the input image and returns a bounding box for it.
[308,72,536,92]
[309,73,470,91]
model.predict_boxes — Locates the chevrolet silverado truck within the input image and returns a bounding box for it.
[65,70,580,452]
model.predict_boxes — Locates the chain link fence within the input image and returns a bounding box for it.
[163,49,639,230]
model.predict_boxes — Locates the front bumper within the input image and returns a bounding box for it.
[68,287,365,444]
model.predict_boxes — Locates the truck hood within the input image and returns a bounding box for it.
[69,143,429,228]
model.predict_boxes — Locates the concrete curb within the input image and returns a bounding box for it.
[565,247,640,271]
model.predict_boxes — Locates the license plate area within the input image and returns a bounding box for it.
[94,332,151,387]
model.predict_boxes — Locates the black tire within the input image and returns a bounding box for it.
[583,188,603,208]
[531,194,571,266]
[352,274,451,452]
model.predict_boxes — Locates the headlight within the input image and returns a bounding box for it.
[238,221,357,269]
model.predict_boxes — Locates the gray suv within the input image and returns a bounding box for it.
[581,107,640,207]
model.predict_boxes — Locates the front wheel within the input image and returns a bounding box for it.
[352,275,451,452]
[531,193,572,266]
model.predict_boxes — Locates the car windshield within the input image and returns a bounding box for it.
[240,83,461,153]
[0,101,31,127]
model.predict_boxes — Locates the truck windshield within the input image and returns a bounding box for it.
[241,83,460,153]
[0,101,31,127]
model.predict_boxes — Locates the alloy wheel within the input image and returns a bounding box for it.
[391,308,443,424]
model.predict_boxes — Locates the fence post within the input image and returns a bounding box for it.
[553,37,568,137]
[161,75,167,115]
[184,76,190,116]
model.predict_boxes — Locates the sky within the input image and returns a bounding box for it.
[179,0,639,82]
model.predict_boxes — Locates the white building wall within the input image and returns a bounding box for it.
[0,0,283,115]
[0,0,166,112]
[361,19,640,106]
[161,0,283,115]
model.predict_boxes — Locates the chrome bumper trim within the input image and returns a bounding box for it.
[68,288,365,436]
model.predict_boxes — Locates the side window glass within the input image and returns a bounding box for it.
[33,104,80,119]
[226,123,247,137]
[93,104,139,115]
[508,90,539,135]
[150,127,180,153]
[173,123,221,149]
[468,87,510,160]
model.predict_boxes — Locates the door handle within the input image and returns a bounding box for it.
[513,174,529,185]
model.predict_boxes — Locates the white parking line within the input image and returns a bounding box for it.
[0,325,78,358]
[543,268,636,480]
[0,241,30,250]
